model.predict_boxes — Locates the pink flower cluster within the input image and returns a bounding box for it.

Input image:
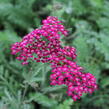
[11,16,67,64]
[11,16,97,101]
[50,66,97,101]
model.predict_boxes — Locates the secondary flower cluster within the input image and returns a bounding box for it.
[11,16,97,101]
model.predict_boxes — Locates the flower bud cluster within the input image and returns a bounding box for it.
[11,16,97,101]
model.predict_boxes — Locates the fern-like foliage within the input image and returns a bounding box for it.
[0,0,109,109]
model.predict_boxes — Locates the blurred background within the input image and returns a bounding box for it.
[0,0,109,109]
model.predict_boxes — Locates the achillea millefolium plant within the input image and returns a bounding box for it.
[11,16,97,101]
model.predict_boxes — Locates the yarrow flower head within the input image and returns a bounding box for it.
[11,16,98,101]
[11,16,68,64]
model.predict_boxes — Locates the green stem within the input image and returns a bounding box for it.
[41,64,47,88]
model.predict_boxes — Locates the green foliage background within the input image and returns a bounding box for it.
[0,0,109,109]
